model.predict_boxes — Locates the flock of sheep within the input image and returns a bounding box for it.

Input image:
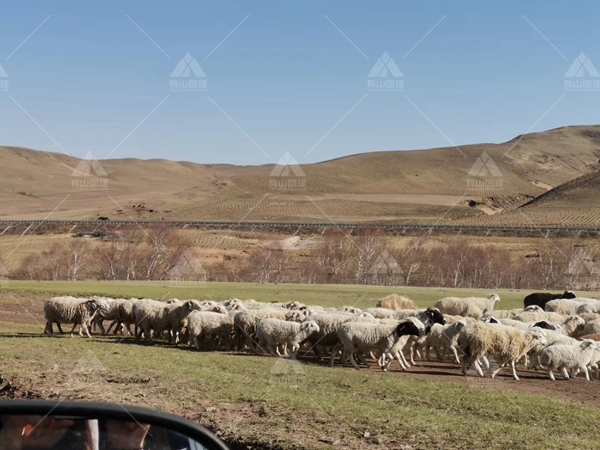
[42,290,600,381]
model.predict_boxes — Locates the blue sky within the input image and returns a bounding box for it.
[0,0,598,166]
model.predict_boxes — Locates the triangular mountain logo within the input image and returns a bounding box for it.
[368,52,403,77]
[71,350,106,375]
[270,355,306,385]
[270,152,305,177]
[565,249,599,276]
[171,52,206,77]
[169,249,206,279]
[0,64,8,77]
[565,52,600,77]
[368,249,402,275]
[0,260,8,277]
[71,152,108,177]
[467,151,502,177]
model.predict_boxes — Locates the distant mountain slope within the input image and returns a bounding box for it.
[1,124,600,225]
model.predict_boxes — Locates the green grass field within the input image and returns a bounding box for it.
[1,279,571,310]
[1,281,600,449]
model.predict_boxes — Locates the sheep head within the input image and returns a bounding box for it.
[561,291,577,299]
[424,307,445,325]
[488,293,501,302]
[300,321,320,335]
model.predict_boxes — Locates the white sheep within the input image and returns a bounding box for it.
[44,297,108,338]
[133,299,200,343]
[544,298,597,315]
[481,305,543,320]
[434,294,500,319]
[458,322,546,380]
[364,307,419,320]
[582,319,600,336]
[255,319,320,356]
[106,298,138,336]
[233,308,295,352]
[539,340,600,381]
[187,310,235,350]
[422,321,468,364]
[336,320,422,371]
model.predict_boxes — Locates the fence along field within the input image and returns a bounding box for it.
[1,282,600,449]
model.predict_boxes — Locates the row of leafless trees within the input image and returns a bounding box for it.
[13,226,188,282]
[8,228,600,290]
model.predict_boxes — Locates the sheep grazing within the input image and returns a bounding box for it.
[44,297,108,338]
[337,319,421,371]
[540,340,600,381]
[376,294,417,310]
[364,307,418,320]
[187,310,235,350]
[255,319,320,357]
[523,290,576,309]
[106,298,138,336]
[577,301,600,315]
[581,319,600,337]
[91,297,131,335]
[233,308,293,351]
[421,321,468,364]
[434,294,500,319]
[459,322,546,380]
[545,298,597,315]
[482,305,543,320]
[133,299,200,343]
[166,300,204,345]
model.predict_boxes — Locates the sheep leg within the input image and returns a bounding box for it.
[560,366,570,380]
[434,347,442,362]
[451,346,460,365]
[510,360,520,381]
[491,364,503,379]
[348,351,361,370]
[398,349,411,369]
[329,344,342,367]
[56,323,64,334]
[267,343,279,357]
[70,323,77,338]
[83,323,92,339]
[582,366,590,381]
[193,336,200,350]
[548,369,556,381]
[44,322,53,337]
[358,353,371,368]
[481,355,490,370]
[97,320,107,336]
[106,320,118,335]
[409,345,416,366]
[473,360,484,377]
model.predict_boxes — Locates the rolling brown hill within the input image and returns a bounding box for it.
[1,124,600,225]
